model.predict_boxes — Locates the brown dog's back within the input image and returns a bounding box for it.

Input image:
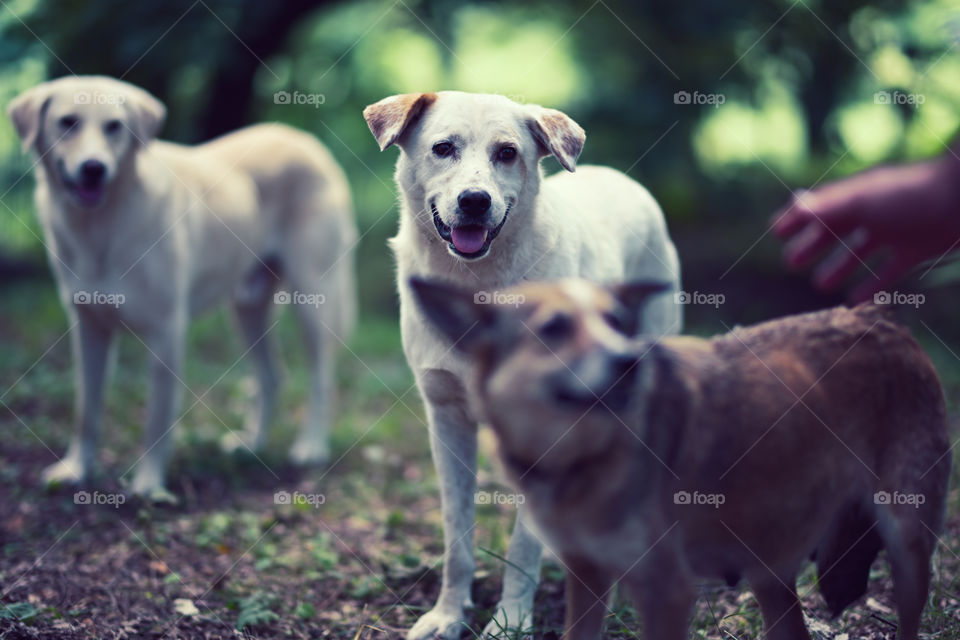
[656,304,949,618]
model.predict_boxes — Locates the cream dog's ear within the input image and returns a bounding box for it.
[123,84,166,145]
[7,83,55,152]
[363,92,437,150]
[526,105,585,172]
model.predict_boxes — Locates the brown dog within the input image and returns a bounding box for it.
[410,277,950,640]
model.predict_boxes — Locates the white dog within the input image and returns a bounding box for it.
[364,91,681,639]
[8,76,356,500]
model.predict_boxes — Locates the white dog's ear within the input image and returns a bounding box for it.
[124,85,166,145]
[363,92,437,150]
[409,277,500,352]
[526,106,585,172]
[7,84,54,152]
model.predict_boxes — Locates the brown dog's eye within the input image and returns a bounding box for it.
[538,313,573,343]
[104,120,122,135]
[433,142,454,157]
[603,311,624,332]
[498,146,517,162]
[58,115,78,130]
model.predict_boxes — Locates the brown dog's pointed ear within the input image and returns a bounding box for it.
[123,84,166,145]
[7,83,54,152]
[363,93,437,151]
[610,281,673,334]
[409,277,499,352]
[526,106,585,172]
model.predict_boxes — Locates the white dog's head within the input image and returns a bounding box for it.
[363,91,585,261]
[7,76,166,209]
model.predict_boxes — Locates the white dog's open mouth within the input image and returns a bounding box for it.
[72,182,105,206]
[60,165,106,207]
[432,202,511,260]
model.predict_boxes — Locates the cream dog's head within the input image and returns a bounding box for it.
[410,277,669,472]
[364,92,585,261]
[8,75,166,209]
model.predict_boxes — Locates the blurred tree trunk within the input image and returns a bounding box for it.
[198,0,338,140]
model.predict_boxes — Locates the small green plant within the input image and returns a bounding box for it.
[0,601,40,622]
[235,592,279,630]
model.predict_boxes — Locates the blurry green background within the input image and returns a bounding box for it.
[1,3,960,635]
[0,0,958,328]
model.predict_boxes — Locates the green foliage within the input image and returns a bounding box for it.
[1,0,958,320]
[0,601,40,622]
[234,592,280,630]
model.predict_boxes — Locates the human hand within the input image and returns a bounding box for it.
[771,155,960,302]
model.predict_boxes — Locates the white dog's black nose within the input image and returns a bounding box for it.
[458,189,491,217]
[80,160,106,184]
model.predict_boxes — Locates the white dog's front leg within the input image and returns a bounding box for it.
[130,329,184,502]
[43,312,113,486]
[408,373,478,640]
[483,506,542,638]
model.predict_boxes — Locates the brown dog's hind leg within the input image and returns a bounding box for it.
[561,555,612,640]
[880,514,936,640]
[629,551,695,640]
[750,574,811,640]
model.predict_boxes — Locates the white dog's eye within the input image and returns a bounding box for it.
[58,115,79,131]
[432,142,454,157]
[498,146,517,162]
[104,120,123,135]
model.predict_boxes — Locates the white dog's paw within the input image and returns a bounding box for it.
[42,457,88,488]
[220,429,263,456]
[407,607,468,640]
[289,437,330,466]
[482,601,533,639]
[129,467,177,504]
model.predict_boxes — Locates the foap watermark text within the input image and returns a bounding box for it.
[475,490,525,506]
[474,290,525,307]
[874,91,925,107]
[274,490,326,508]
[274,290,325,308]
[74,290,125,308]
[874,291,924,308]
[674,290,724,308]
[674,90,725,108]
[75,91,125,105]
[874,490,925,508]
[674,490,725,508]
[274,91,326,108]
[74,490,126,508]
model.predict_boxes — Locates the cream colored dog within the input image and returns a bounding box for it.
[364,91,682,639]
[8,76,356,500]
[412,277,950,640]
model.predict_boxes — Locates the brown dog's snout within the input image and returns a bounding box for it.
[549,351,638,410]
[457,189,491,217]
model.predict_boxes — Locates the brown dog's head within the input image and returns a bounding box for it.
[410,277,669,473]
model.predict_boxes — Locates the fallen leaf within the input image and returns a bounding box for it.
[149,560,169,574]
[173,598,200,617]
[865,597,893,614]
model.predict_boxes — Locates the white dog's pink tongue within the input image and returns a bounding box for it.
[451,226,487,254]
[76,184,103,205]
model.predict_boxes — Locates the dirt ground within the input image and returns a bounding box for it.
[1,282,959,639]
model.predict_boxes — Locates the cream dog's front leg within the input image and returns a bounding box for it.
[129,323,185,502]
[43,310,114,486]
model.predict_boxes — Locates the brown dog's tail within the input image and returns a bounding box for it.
[815,500,883,617]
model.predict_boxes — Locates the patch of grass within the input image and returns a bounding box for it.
[2,278,960,639]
